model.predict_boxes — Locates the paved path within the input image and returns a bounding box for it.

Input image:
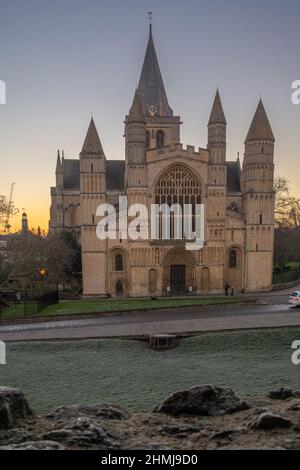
[0,285,299,341]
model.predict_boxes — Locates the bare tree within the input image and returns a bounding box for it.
[274,176,300,229]
[0,195,18,233]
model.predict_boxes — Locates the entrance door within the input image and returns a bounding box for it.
[116,280,123,297]
[170,265,186,295]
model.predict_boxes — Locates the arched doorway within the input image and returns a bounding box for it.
[116,280,124,297]
[201,267,210,294]
[170,265,186,295]
[149,269,157,294]
[162,247,196,295]
[225,246,243,292]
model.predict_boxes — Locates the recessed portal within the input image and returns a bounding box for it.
[170,265,186,295]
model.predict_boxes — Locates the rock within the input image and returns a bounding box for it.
[0,440,64,450]
[268,388,300,400]
[288,403,300,411]
[0,387,33,430]
[158,423,201,436]
[42,417,119,448]
[0,428,33,445]
[248,412,292,430]
[210,428,243,440]
[268,388,293,400]
[154,385,250,417]
[46,404,129,421]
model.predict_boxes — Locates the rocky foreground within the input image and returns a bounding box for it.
[1,385,300,450]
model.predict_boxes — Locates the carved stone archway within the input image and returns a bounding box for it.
[162,247,196,295]
[225,246,244,292]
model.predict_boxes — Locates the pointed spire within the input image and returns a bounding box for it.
[208,89,226,125]
[245,99,275,143]
[128,90,145,122]
[137,25,173,117]
[56,150,62,173]
[80,117,105,156]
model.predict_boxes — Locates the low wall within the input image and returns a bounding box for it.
[272,278,300,292]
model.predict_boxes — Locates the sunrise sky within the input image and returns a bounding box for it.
[0,0,299,232]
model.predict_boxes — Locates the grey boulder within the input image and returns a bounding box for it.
[154,385,249,417]
[0,387,33,430]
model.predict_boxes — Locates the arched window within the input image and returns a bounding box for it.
[146,130,150,148]
[154,165,201,240]
[115,253,123,272]
[229,249,237,269]
[116,280,123,297]
[156,130,165,149]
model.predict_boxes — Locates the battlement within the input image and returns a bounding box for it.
[148,143,208,158]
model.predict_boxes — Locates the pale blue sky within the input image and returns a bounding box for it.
[0,0,299,229]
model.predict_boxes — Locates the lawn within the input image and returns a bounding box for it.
[0,296,247,322]
[1,328,299,413]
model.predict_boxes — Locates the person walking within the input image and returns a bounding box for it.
[224,282,229,296]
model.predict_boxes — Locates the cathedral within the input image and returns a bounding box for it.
[50,25,275,297]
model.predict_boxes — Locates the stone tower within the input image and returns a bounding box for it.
[21,212,29,234]
[125,90,147,190]
[242,99,275,290]
[207,89,227,165]
[206,91,227,286]
[79,118,107,295]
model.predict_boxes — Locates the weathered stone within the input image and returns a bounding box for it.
[158,423,201,436]
[288,402,300,411]
[43,417,118,448]
[210,428,243,440]
[248,412,292,430]
[46,404,129,421]
[0,440,64,450]
[0,428,33,445]
[0,387,33,430]
[268,388,293,400]
[154,385,249,417]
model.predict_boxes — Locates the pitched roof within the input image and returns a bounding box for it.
[245,99,275,143]
[63,160,80,189]
[61,159,125,191]
[80,117,105,155]
[106,161,125,190]
[208,89,226,125]
[128,90,145,122]
[227,161,241,192]
[137,26,173,117]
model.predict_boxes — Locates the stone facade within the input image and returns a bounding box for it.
[50,26,275,297]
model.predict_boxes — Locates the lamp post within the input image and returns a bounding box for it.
[39,268,46,294]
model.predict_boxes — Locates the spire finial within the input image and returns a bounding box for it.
[147,11,153,32]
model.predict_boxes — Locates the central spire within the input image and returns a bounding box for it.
[137,24,173,117]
